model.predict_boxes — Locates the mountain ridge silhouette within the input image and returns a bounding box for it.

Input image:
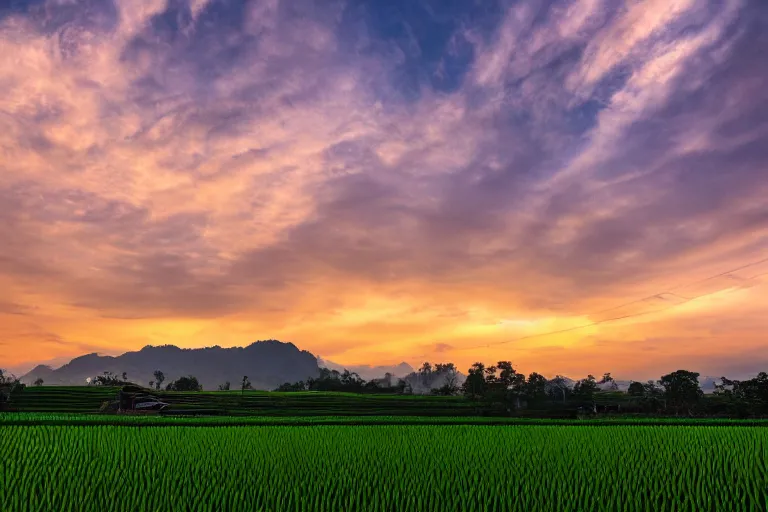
[19,340,319,391]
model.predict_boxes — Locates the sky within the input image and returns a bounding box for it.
[1,0,767,380]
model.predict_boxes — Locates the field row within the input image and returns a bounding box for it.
[3,425,767,511]
[12,386,479,415]
[4,412,768,427]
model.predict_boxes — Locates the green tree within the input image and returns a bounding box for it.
[548,375,570,403]
[494,361,526,408]
[91,371,125,386]
[153,370,165,391]
[419,362,433,387]
[0,369,16,386]
[525,372,548,404]
[495,361,524,389]
[241,375,252,393]
[627,381,645,397]
[432,363,460,395]
[643,380,663,397]
[340,370,363,388]
[716,373,768,413]
[0,370,25,405]
[573,375,598,400]
[659,370,702,412]
[218,381,231,391]
[461,362,486,397]
[599,372,618,391]
[713,376,735,397]
[382,372,396,388]
[484,365,498,384]
[275,381,308,392]
[166,375,202,391]
[33,378,44,387]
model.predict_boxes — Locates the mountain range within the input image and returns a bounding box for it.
[18,340,319,391]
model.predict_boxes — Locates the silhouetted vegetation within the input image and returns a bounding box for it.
[659,370,702,414]
[8,359,768,419]
[153,370,165,391]
[89,371,133,386]
[525,372,548,406]
[269,360,768,419]
[275,363,460,395]
[165,376,203,392]
[599,373,618,391]
[241,376,252,393]
[276,368,380,393]
[713,372,768,417]
[0,369,25,410]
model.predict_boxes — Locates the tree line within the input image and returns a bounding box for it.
[87,370,255,393]
[7,361,768,418]
[85,370,205,392]
[0,369,26,410]
[274,362,768,418]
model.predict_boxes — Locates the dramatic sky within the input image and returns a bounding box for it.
[1,0,767,379]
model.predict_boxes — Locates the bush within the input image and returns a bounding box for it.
[166,376,203,392]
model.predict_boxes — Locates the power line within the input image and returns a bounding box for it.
[453,254,768,352]
[458,298,682,351]
[453,306,670,352]
[668,256,768,291]
[585,256,768,316]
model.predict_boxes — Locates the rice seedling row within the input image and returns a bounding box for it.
[5,412,768,427]
[13,387,478,416]
[3,425,767,511]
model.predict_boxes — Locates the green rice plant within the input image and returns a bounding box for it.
[4,412,768,426]
[11,386,478,416]
[2,425,768,511]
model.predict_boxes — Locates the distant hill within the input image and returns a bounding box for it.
[317,357,414,381]
[593,376,721,394]
[21,364,55,382]
[19,340,320,391]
